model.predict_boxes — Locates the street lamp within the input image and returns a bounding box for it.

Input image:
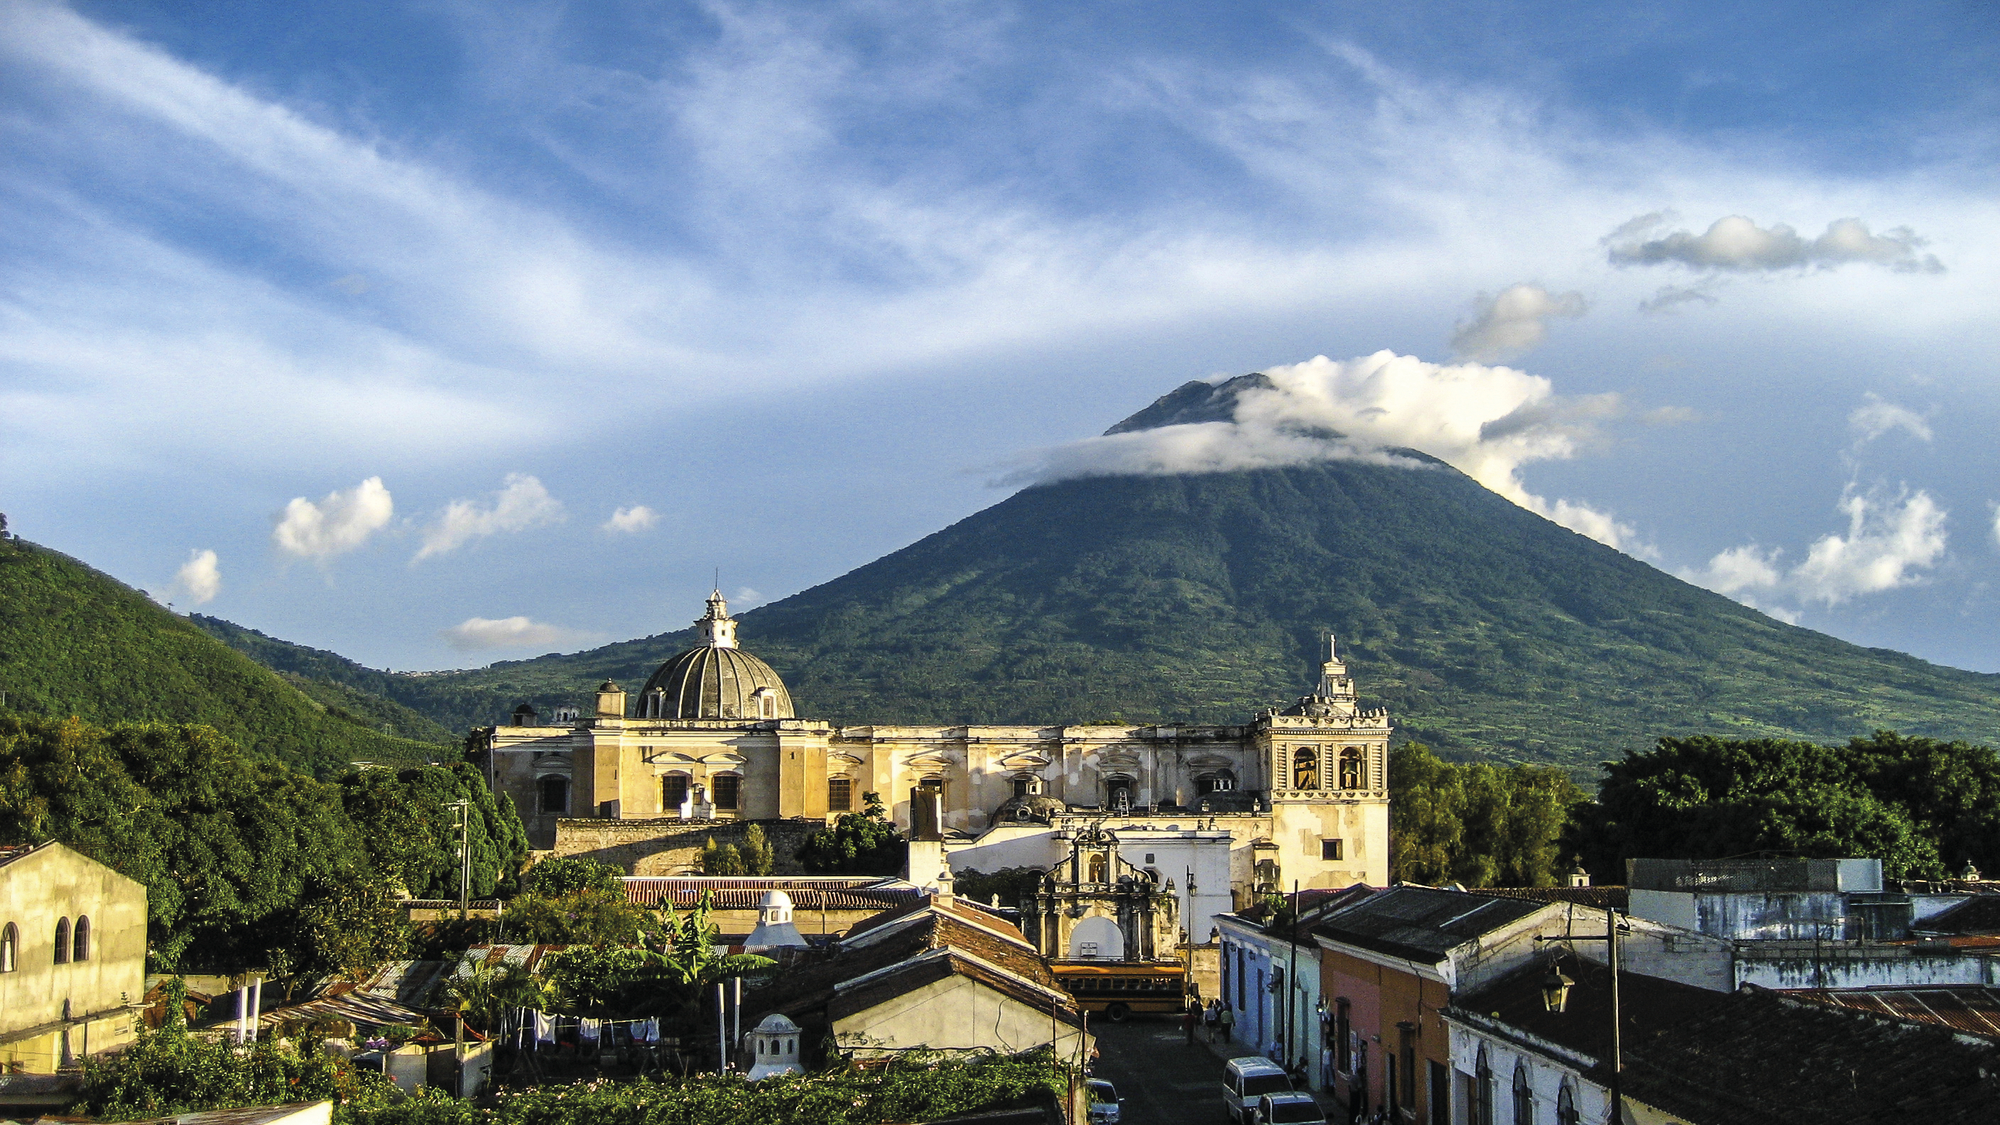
[1539,963,1574,1014]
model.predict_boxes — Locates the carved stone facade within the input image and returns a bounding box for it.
[471,594,1392,936]
[1024,826,1181,962]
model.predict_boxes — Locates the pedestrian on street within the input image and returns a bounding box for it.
[1183,1002,1199,1044]
[1218,1003,1235,1043]
[1204,999,1220,1042]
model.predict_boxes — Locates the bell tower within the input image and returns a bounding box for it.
[695,589,738,648]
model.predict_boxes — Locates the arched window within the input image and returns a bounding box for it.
[1512,1062,1532,1125]
[1106,778,1133,811]
[1197,770,1236,794]
[71,915,90,962]
[538,776,570,815]
[662,773,690,813]
[54,917,70,965]
[1292,746,1318,790]
[1087,853,1109,884]
[1475,1046,1493,1125]
[1339,748,1364,790]
[1555,1082,1578,1125]
[713,773,741,810]
[0,923,16,972]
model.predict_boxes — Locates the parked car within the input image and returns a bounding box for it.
[1221,1056,1292,1124]
[1254,1092,1328,1125]
[1087,1078,1123,1124]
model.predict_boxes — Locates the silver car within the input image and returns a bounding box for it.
[1087,1078,1123,1124]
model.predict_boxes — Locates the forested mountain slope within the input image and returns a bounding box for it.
[0,535,438,775]
[298,456,2000,772]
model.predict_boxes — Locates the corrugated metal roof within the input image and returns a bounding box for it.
[1785,986,2000,1041]
[1312,885,1548,963]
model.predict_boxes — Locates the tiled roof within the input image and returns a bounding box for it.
[622,876,923,912]
[1451,957,2000,1124]
[1916,894,2000,935]
[752,898,1081,1034]
[0,841,46,868]
[1473,885,1629,911]
[1309,885,1548,963]
[1784,985,2000,1041]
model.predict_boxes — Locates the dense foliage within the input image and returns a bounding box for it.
[240,455,2000,771]
[347,1051,1067,1125]
[192,614,457,744]
[342,763,530,899]
[797,792,907,875]
[1569,732,2000,882]
[952,867,1048,907]
[78,1020,402,1120]
[505,857,658,946]
[1389,743,1584,886]
[0,713,524,974]
[0,536,434,775]
[536,892,772,1035]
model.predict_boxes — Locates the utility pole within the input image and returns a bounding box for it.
[446,799,471,921]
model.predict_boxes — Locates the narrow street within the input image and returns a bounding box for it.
[1089,1015,1229,1125]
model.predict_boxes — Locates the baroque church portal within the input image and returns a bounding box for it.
[472,592,1392,939]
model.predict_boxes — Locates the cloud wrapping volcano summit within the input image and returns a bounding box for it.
[1008,351,1636,550]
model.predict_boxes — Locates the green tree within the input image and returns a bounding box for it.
[439,961,551,1034]
[740,823,775,876]
[702,837,746,876]
[1388,742,1583,887]
[78,1020,400,1120]
[798,792,907,875]
[952,867,1047,907]
[523,855,623,897]
[338,763,528,899]
[1571,732,1977,881]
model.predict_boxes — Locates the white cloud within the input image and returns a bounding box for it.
[1449,284,1587,362]
[1687,485,1948,609]
[272,477,394,559]
[602,505,658,533]
[416,474,564,561]
[1848,394,1932,444]
[1607,214,1945,274]
[1005,350,1644,551]
[1637,279,1724,314]
[169,548,221,605]
[731,586,765,609]
[441,615,594,652]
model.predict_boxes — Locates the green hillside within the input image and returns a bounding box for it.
[284,461,2000,772]
[0,535,440,775]
[192,615,457,744]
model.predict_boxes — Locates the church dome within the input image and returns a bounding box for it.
[635,591,795,720]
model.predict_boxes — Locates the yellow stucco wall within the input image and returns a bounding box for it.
[0,843,147,1072]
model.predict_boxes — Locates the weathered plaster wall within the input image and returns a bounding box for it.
[831,973,1090,1060]
[550,818,822,875]
[0,844,147,1072]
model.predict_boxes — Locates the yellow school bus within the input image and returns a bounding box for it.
[1050,960,1189,1021]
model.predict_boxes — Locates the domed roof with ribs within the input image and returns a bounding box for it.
[635,591,795,720]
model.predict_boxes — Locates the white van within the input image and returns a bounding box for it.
[1255,1092,1329,1125]
[1221,1057,1293,1124]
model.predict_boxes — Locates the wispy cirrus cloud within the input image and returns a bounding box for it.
[1848,394,1932,445]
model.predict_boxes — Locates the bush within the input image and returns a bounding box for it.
[797,793,906,875]
[78,1023,398,1120]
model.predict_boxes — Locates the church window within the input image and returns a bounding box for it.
[0,923,14,972]
[1322,838,1344,861]
[1555,1083,1578,1125]
[54,917,70,964]
[1293,746,1319,790]
[1197,771,1236,794]
[662,773,690,812]
[1106,778,1133,811]
[713,774,741,810]
[1474,1046,1493,1125]
[72,915,89,962]
[828,777,852,811]
[1013,778,1031,798]
[539,776,570,815]
[1339,748,1364,790]
[1088,853,1109,883]
[1511,1063,1532,1125]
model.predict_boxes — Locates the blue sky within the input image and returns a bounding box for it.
[2,0,1996,673]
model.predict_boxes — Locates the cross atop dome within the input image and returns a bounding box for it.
[697,589,738,648]
[1315,633,1351,699]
